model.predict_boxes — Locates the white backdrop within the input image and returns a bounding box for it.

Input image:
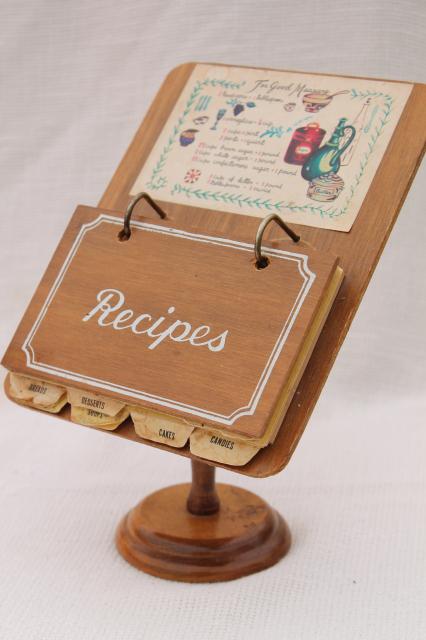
[0,2,425,639]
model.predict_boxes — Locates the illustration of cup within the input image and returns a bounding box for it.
[302,90,349,113]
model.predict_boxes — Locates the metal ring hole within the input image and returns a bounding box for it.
[254,213,300,270]
[118,192,167,242]
[117,229,130,242]
[255,256,270,270]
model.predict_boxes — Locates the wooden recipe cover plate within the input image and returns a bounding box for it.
[4,63,425,477]
[2,204,340,441]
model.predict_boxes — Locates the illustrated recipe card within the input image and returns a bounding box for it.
[131,64,412,231]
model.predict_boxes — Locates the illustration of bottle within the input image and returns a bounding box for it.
[301,118,356,181]
[284,123,326,165]
[340,99,371,166]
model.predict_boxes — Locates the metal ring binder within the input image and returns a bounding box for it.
[255,214,300,268]
[118,192,167,240]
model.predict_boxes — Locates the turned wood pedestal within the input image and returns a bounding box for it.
[116,460,291,582]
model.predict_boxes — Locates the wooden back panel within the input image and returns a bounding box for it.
[96,63,425,476]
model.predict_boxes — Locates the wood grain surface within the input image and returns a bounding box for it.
[98,63,426,476]
[2,204,339,440]
[3,63,425,477]
[116,481,291,582]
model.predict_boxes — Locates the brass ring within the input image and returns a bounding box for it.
[255,214,300,268]
[118,192,167,240]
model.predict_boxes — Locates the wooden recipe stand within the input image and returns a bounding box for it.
[5,63,426,582]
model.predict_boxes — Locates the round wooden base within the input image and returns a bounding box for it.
[116,482,291,583]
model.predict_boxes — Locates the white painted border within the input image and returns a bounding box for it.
[22,215,316,426]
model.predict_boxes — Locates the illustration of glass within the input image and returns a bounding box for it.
[284,123,326,165]
[210,108,226,130]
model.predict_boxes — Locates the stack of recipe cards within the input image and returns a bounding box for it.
[3,204,343,466]
[67,387,129,431]
[8,373,67,413]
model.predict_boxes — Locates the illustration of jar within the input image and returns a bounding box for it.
[307,173,345,201]
[179,129,199,147]
[284,123,326,165]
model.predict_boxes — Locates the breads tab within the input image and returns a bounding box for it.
[9,373,67,413]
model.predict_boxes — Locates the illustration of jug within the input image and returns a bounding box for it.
[301,118,356,181]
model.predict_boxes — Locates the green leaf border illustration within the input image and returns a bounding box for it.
[334,90,394,219]
[148,81,395,220]
[146,77,245,191]
[169,185,332,217]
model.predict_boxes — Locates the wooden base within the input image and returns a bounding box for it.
[116,462,291,582]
